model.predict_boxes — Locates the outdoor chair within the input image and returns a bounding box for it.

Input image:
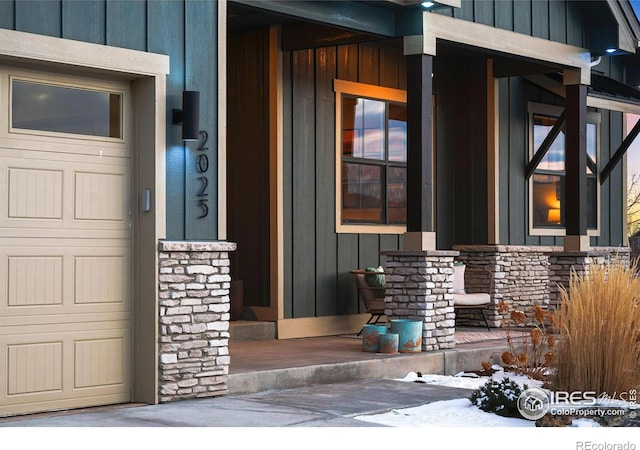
[453,265,492,331]
[350,269,387,335]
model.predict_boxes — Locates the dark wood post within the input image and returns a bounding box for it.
[406,54,433,233]
[403,53,435,250]
[564,82,589,249]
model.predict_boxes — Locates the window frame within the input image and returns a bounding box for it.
[8,74,126,144]
[527,102,601,237]
[333,79,407,234]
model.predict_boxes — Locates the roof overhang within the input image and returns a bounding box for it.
[525,71,640,114]
[585,0,640,55]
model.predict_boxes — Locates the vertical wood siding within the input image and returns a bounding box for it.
[227,28,271,308]
[185,0,218,240]
[438,0,587,48]
[435,57,489,248]
[283,41,404,319]
[0,0,220,240]
[315,46,338,317]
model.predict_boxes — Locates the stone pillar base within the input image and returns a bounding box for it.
[158,240,236,402]
[381,250,459,351]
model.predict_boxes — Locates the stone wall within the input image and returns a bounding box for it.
[454,246,551,326]
[453,245,630,324]
[157,241,236,402]
[382,250,459,351]
[548,248,630,307]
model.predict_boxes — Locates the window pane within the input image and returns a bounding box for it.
[387,167,406,224]
[12,80,122,138]
[342,97,361,157]
[360,99,385,160]
[532,173,564,228]
[388,103,407,162]
[533,114,565,171]
[342,163,382,223]
[587,122,597,174]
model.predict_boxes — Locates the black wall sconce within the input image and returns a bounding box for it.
[172,90,200,141]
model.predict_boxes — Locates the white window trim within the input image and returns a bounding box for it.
[527,102,601,237]
[333,79,407,234]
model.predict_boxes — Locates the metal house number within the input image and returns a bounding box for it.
[196,130,209,219]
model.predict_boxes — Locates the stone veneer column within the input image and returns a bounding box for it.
[381,250,459,351]
[157,240,236,402]
[547,249,629,308]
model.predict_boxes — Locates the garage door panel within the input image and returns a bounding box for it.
[0,246,130,317]
[8,255,63,306]
[0,67,132,417]
[7,341,63,395]
[74,171,124,221]
[75,256,126,304]
[8,167,63,219]
[0,328,130,415]
[75,337,125,388]
[0,154,130,232]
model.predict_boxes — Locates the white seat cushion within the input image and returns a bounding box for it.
[453,293,490,306]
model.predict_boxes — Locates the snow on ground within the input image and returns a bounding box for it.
[356,397,535,427]
[396,366,545,390]
[354,366,601,427]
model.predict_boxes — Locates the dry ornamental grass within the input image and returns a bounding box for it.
[551,259,640,397]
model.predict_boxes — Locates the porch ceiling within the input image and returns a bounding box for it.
[228,1,387,50]
[436,41,561,78]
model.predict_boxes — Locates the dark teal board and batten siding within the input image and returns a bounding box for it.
[435,0,586,48]
[434,56,489,249]
[283,42,405,319]
[0,0,220,241]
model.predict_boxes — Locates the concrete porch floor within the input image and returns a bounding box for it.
[227,325,524,395]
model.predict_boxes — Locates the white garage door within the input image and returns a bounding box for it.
[0,67,132,416]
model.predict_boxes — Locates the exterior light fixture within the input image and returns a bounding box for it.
[389,0,460,10]
[605,48,617,54]
[172,90,200,141]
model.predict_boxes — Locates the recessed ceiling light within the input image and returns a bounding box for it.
[421,1,436,8]
[606,48,617,54]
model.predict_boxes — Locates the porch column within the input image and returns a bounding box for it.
[382,250,459,351]
[404,37,435,251]
[564,73,590,251]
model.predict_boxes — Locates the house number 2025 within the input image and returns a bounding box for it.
[196,130,209,219]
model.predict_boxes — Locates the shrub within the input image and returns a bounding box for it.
[551,259,640,397]
[496,301,555,380]
[470,377,528,418]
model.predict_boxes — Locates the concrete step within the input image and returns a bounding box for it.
[227,340,509,395]
[229,320,277,341]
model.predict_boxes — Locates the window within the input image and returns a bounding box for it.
[529,103,600,235]
[334,80,407,233]
[11,79,122,139]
